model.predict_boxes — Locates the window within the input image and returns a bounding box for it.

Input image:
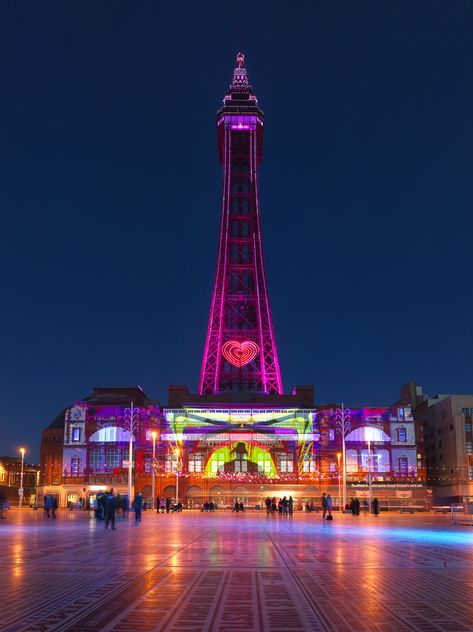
[398,457,408,476]
[328,429,335,441]
[234,454,248,473]
[467,442,473,455]
[302,455,317,473]
[165,454,178,473]
[188,454,203,473]
[209,452,226,473]
[72,427,80,442]
[279,454,293,473]
[71,458,80,476]
[397,428,407,442]
[90,449,104,471]
[466,423,472,433]
[106,449,120,467]
[257,452,273,474]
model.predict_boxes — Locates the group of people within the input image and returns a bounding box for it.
[265,496,294,515]
[155,496,182,513]
[347,497,380,515]
[201,501,217,512]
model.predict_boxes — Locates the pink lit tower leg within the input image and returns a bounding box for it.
[199,53,283,395]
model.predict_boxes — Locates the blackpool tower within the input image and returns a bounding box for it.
[199,54,283,396]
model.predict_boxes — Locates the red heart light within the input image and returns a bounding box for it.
[222,340,259,368]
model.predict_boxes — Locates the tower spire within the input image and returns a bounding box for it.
[230,52,252,94]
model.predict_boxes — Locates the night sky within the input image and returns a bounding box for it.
[1,1,472,461]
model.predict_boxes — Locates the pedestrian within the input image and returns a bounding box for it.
[265,497,271,514]
[326,494,333,520]
[166,498,171,514]
[321,493,328,519]
[43,494,52,518]
[51,495,58,518]
[133,492,143,523]
[0,490,6,520]
[355,498,360,516]
[350,498,356,515]
[104,489,116,530]
[288,496,294,515]
[373,498,380,516]
[363,499,369,513]
[156,496,160,514]
[281,496,288,515]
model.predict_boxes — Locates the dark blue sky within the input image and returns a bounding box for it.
[1,1,472,461]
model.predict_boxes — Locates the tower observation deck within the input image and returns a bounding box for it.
[199,54,283,396]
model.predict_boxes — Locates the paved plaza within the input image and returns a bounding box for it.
[1,510,473,631]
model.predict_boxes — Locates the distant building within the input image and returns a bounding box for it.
[0,456,39,507]
[415,393,473,502]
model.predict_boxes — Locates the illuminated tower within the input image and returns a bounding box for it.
[199,54,283,395]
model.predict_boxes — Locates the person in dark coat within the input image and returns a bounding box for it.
[156,496,160,514]
[104,490,116,530]
[288,496,294,515]
[43,494,52,518]
[265,497,271,514]
[355,498,361,516]
[0,490,7,519]
[165,498,171,514]
[321,493,328,519]
[133,492,143,523]
[373,498,380,515]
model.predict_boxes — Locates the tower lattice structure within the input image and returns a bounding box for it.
[199,54,283,395]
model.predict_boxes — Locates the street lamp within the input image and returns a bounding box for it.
[335,404,351,512]
[367,433,373,513]
[151,431,157,511]
[336,452,342,512]
[124,402,140,505]
[175,447,180,505]
[19,448,25,508]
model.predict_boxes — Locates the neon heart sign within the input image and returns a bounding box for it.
[222,340,259,368]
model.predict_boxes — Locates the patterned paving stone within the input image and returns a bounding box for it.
[0,511,473,631]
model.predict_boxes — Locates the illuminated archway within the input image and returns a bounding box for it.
[205,443,276,477]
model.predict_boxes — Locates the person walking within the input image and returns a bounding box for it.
[265,497,271,515]
[156,496,160,514]
[288,496,294,515]
[43,494,52,518]
[373,498,380,516]
[326,494,333,520]
[133,492,143,523]
[104,489,116,530]
[355,498,360,516]
[321,493,328,519]
[165,497,171,514]
[0,490,6,520]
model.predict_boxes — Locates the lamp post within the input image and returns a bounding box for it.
[336,452,342,512]
[175,447,180,504]
[335,404,351,511]
[18,448,25,508]
[151,431,157,511]
[367,434,373,513]
[124,402,140,505]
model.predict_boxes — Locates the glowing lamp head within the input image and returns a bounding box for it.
[151,431,157,440]
[20,448,25,456]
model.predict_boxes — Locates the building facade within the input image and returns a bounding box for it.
[415,393,473,502]
[0,455,39,507]
[38,55,428,510]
